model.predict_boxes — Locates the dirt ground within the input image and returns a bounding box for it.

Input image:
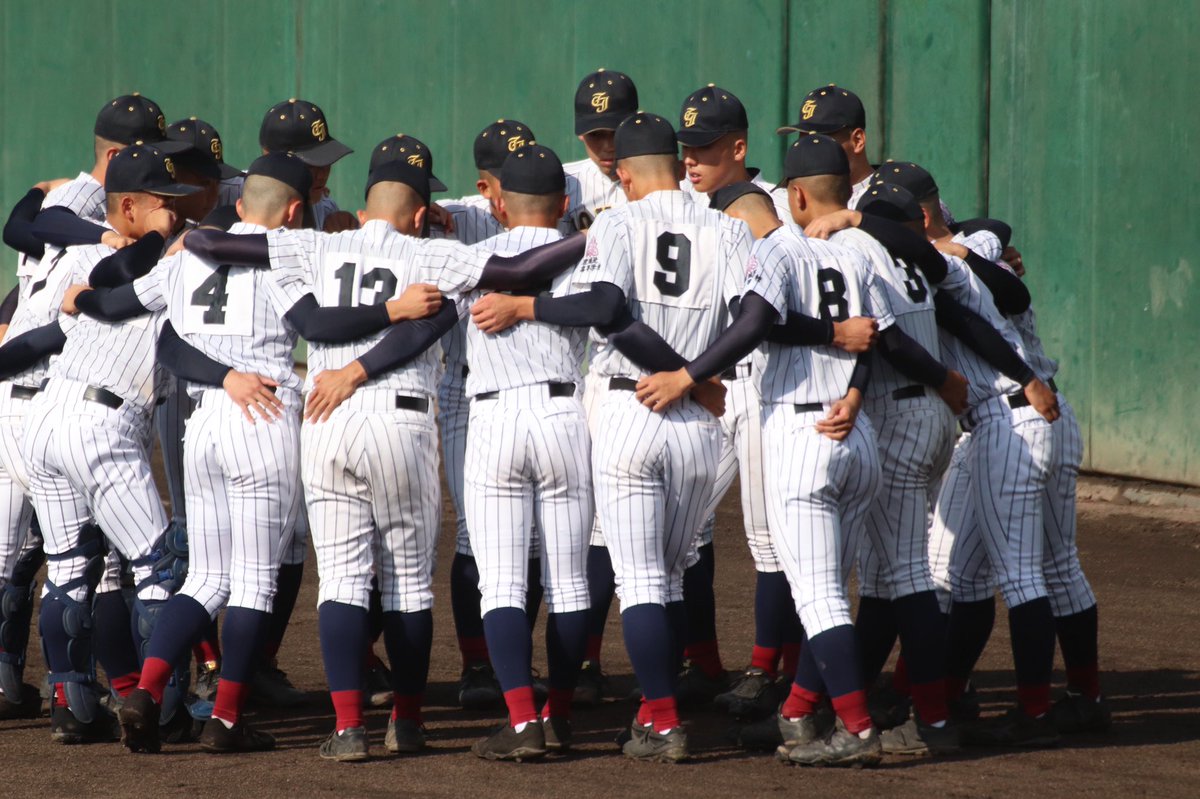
[1,483,1198,798]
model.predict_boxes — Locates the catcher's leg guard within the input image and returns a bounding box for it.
[0,543,47,698]
[42,524,106,724]
[131,522,191,723]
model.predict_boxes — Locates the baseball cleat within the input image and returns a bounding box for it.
[676,661,729,708]
[199,718,276,753]
[1048,692,1112,734]
[471,721,547,762]
[385,718,426,754]
[458,663,502,711]
[573,660,607,706]
[319,726,370,762]
[365,664,394,708]
[621,720,689,763]
[714,667,779,719]
[250,662,306,708]
[118,688,162,753]
[880,717,962,756]
[0,683,42,720]
[785,718,882,768]
[948,682,981,724]
[868,684,912,731]
[541,716,573,753]
[193,661,220,703]
[51,704,120,745]
[960,707,1061,748]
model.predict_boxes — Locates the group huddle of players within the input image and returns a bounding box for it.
[0,67,1107,768]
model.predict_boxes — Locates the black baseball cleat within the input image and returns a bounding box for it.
[960,707,1061,748]
[880,717,962,756]
[199,718,276,753]
[319,726,370,762]
[0,683,42,720]
[622,720,689,763]
[785,718,882,768]
[471,721,547,762]
[250,662,306,708]
[541,716,573,753]
[715,667,778,719]
[868,684,912,731]
[573,660,607,706]
[458,663,503,711]
[118,688,162,753]
[385,718,426,754]
[1048,692,1112,734]
[51,704,120,745]
[676,661,729,709]
[948,682,981,724]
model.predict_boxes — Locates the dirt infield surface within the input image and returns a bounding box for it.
[2,488,1198,798]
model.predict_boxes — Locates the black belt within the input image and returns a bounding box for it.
[461,365,469,379]
[892,385,926,400]
[9,385,39,401]
[794,402,823,413]
[395,395,430,413]
[84,386,123,410]
[608,377,638,392]
[1006,378,1058,410]
[474,381,576,402]
[720,363,752,380]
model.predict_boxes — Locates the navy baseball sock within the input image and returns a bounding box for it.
[214,606,270,725]
[1009,597,1055,717]
[483,607,536,726]
[807,625,871,734]
[783,633,824,718]
[367,580,384,642]
[623,603,680,731]
[750,571,793,675]
[946,597,995,699]
[545,610,587,718]
[93,590,139,696]
[449,553,488,668]
[854,594,898,686]
[1054,604,1100,699]
[683,543,723,678]
[893,591,948,724]
[140,594,211,702]
[263,562,303,661]
[526,557,544,631]
[318,602,367,731]
[382,609,432,723]
[780,609,804,679]
[665,600,688,679]
[584,545,615,663]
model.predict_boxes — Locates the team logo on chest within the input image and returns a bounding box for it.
[591,92,610,113]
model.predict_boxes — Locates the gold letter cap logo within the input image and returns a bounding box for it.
[591,92,610,113]
[683,107,699,128]
[163,157,176,179]
[801,99,817,120]
[406,154,425,167]
[507,135,526,152]
[311,119,328,141]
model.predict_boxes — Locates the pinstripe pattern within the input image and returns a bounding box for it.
[563,157,625,232]
[15,173,106,285]
[0,386,37,587]
[154,377,193,524]
[928,434,982,610]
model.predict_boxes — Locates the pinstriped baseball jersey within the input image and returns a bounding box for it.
[832,227,940,402]
[563,157,625,231]
[311,194,340,230]
[265,220,446,397]
[934,255,1030,407]
[849,174,873,210]
[464,227,586,396]
[133,222,308,399]
[746,226,895,405]
[2,241,87,388]
[431,199,505,377]
[49,243,166,414]
[680,169,792,223]
[575,190,751,378]
[16,173,107,283]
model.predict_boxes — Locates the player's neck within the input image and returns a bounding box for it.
[808,200,847,221]
[90,160,107,184]
[505,213,559,231]
[849,157,872,185]
[628,178,680,201]
[928,222,953,241]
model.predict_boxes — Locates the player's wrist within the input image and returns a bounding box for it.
[346,360,370,384]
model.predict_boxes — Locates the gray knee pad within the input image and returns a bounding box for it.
[42,523,107,724]
[0,543,46,698]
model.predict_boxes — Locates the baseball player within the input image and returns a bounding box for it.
[777,86,876,208]
[259,98,356,232]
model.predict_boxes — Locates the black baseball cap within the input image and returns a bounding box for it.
[709,181,770,212]
[166,118,243,181]
[574,69,639,135]
[95,94,188,150]
[245,152,314,200]
[365,160,431,206]
[873,160,939,201]
[777,84,866,135]
[474,120,535,176]
[501,144,565,195]
[369,134,447,192]
[259,99,352,167]
[856,181,923,223]
[104,143,202,197]
[676,85,749,147]
[614,113,677,160]
[774,134,850,188]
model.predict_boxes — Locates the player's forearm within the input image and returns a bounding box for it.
[75,283,150,322]
[857,214,948,284]
[285,294,393,343]
[533,282,624,327]
[32,206,109,249]
[684,292,778,383]
[605,314,688,373]
[961,250,1030,315]
[766,311,835,346]
[934,292,1036,385]
[156,322,231,387]
[476,234,586,291]
[876,325,949,387]
[953,217,1013,250]
[848,351,872,394]
[0,322,66,380]
[3,188,46,259]
[88,232,165,289]
[184,229,271,267]
[356,301,458,379]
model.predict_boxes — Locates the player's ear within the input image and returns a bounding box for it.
[412,204,427,232]
[234,198,245,221]
[559,193,570,218]
[850,128,867,156]
[285,198,304,228]
[105,147,122,163]
[732,137,748,163]
[476,176,491,199]
[921,205,934,231]
[356,209,368,226]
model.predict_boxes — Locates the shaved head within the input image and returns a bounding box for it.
[794,173,851,206]
[241,174,301,218]
[365,180,426,219]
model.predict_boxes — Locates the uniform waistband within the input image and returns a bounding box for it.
[473,381,577,403]
[720,363,753,381]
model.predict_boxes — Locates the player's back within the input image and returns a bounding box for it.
[16,173,106,287]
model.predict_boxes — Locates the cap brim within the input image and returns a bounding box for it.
[773,175,792,190]
[148,182,203,197]
[775,122,846,136]
[675,129,730,147]
[429,174,448,193]
[290,138,353,167]
[575,112,630,136]
[153,139,195,155]
[217,162,244,181]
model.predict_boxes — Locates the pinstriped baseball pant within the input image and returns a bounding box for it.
[0,386,36,588]
[438,374,472,556]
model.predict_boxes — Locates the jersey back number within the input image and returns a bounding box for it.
[319,254,403,308]
[181,261,254,336]
[632,221,716,310]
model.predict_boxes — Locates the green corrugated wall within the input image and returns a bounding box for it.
[1,0,1195,483]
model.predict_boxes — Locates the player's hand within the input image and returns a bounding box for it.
[1002,245,1025,277]
[689,376,727,418]
[816,388,863,441]
[635,368,696,413]
[831,316,878,352]
[165,231,189,257]
[223,371,283,425]
[322,210,359,233]
[1023,377,1060,423]
[100,230,136,251]
[145,206,177,240]
[426,203,456,235]
[60,284,90,315]
[306,361,368,423]
[471,293,534,334]
[33,178,72,195]
[386,284,443,322]
[804,209,862,240]
[937,369,969,415]
[933,240,970,259]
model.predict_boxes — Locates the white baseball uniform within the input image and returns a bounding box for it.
[15,173,106,292]
[563,157,624,233]
[744,226,892,636]
[577,190,747,608]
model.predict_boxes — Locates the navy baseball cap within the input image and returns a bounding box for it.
[574,69,639,135]
[676,85,749,147]
[365,160,431,206]
[709,181,771,212]
[104,143,202,196]
[614,113,677,160]
[474,120,535,176]
[501,144,565,195]
[166,118,243,181]
[774,134,850,188]
[259,99,352,167]
[246,152,314,199]
[95,94,188,150]
[856,181,923,223]
[369,134,447,192]
[777,84,866,135]
[873,160,939,201]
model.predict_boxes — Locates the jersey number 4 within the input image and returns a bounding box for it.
[191,265,232,324]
